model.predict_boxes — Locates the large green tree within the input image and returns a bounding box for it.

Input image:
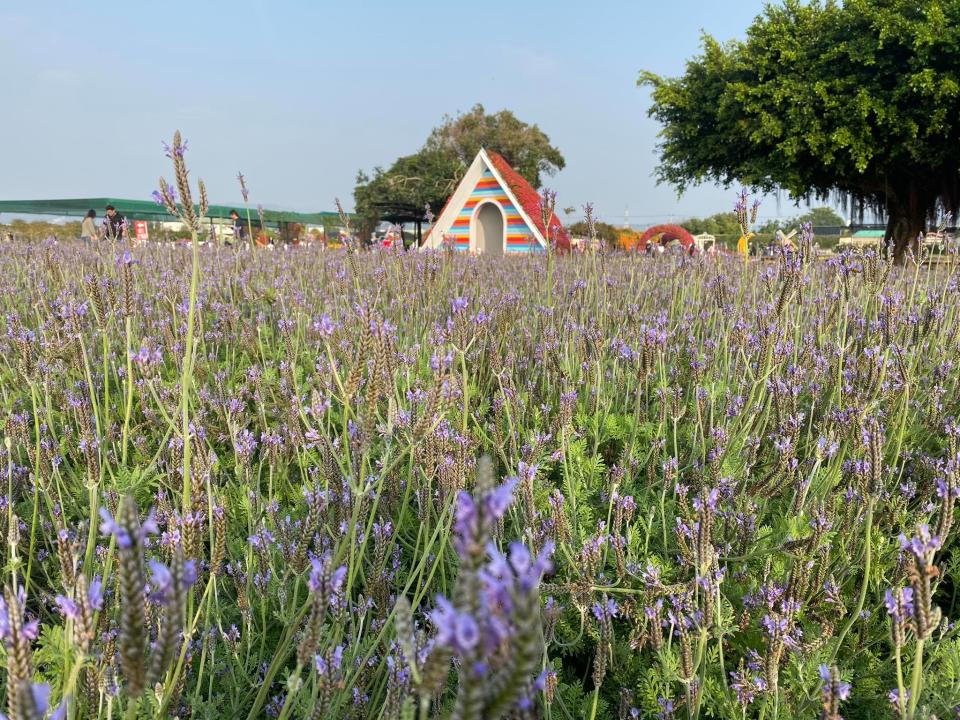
[640,0,960,259]
[355,105,565,240]
[424,104,565,189]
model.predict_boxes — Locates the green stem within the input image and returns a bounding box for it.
[102,331,111,438]
[121,316,134,465]
[908,639,924,719]
[830,501,874,661]
[894,644,906,718]
[461,350,469,437]
[181,228,200,509]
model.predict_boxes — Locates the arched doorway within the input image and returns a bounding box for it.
[474,202,505,255]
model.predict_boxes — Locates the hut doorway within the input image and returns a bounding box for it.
[474,202,505,255]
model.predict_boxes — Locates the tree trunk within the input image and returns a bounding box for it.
[885,184,929,262]
[885,211,925,262]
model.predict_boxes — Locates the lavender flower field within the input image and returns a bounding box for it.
[2,200,960,718]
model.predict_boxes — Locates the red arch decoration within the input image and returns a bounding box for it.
[636,224,696,252]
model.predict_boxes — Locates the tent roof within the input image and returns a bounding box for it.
[0,198,347,226]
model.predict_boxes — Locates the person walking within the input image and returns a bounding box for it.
[80,209,97,243]
[103,204,125,242]
[229,210,248,245]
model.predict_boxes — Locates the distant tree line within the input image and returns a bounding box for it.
[681,206,845,237]
[0,219,82,241]
[566,219,623,246]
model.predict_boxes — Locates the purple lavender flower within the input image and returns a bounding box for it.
[898,524,942,560]
[234,428,258,464]
[314,314,337,338]
[884,587,914,623]
[818,664,852,717]
[692,487,720,513]
[53,595,80,622]
[819,664,850,699]
[314,645,345,677]
[154,556,198,604]
[482,541,554,603]
[772,435,793,454]
[656,697,675,720]
[936,476,960,499]
[430,596,480,654]
[591,598,619,621]
[163,138,187,158]
[888,688,908,709]
[4,682,67,720]
[641,562,662,588]
[486,477,518,518]
[816,436,839,459]
[308,555,348,599]
[54,575,104,620]
[730,665,765,706]
[99,506,158,548]
[644,599,663,620]
[237,172,250,202]
[452,477,518,557]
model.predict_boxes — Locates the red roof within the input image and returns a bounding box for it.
[423,149,570,251]
[485,150,570,250]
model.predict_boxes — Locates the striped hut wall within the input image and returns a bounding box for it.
[445,169,541,253]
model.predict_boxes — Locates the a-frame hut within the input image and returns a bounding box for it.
[421,148,570,254]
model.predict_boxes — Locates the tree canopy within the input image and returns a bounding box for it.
[354,105,565,240]
[640,0,960,258]
[757,206,846,234]
[353,149,460,237]
[681,212,743,237]
[567,219,623,247]
[424,105,565,190]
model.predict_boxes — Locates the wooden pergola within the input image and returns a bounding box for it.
[369,201,430,247]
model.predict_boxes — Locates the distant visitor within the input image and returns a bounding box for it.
[229,210,248,245]
[80,209,97,242]
[103,204,125,241]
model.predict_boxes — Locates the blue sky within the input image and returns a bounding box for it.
[0,0,831,226]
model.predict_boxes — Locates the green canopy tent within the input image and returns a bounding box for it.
[0,198,350,240]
